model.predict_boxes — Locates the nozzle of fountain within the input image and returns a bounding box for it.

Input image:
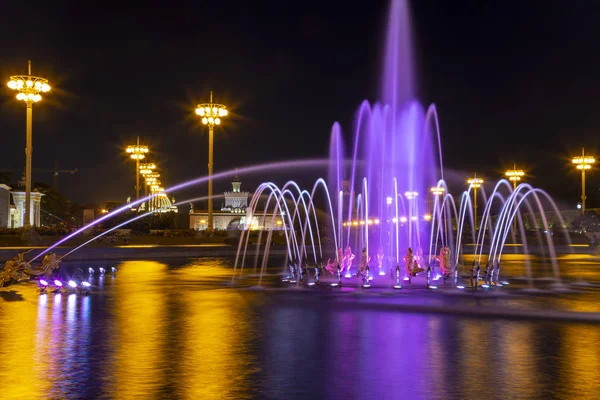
[39,279,48,293]
[88,267,94,275]
[99,268,106,276]
[394,266,402,289]
[111,267,117,276]
[362,266,371,288]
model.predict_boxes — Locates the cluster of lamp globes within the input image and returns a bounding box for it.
[126,145,149,160]
[195,105,228,125]
[7,78,51,103]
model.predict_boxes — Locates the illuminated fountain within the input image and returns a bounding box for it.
[234,0,572,289]
[0,0,573,293]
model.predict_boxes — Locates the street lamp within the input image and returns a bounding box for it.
[505,163,525,191]
[572,147,595,213]
[467,173,483,231]
[505,163,524,231]
[125,136,149,201]
[430,187,445,197]
[150,181,163,211]
[195,91,228,232]
[139,163,156,210]
[6,60,51,228]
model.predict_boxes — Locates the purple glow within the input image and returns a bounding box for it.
[68,280,77,288]
[40,280,48,286]
[54,280,62,287]
[33,159,329,262]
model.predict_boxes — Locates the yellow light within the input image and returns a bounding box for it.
[352,221,358,226]
[42,83,50,92]
[467,176,483,188]
[359,220,365,225]
[386,196,393,205]
[205,107,210,114]
[195,108,204,116]
[276,220,282,225]
[392,217,398,223]
[25,80,33,87]
[215,118,221,125]
[202,117,208,125]
[16,80,24,88]
[212,107,218,114]
[219,109,228,117]
[400,216,407,223]
[7,80,16,89]
[424,214,432,221]
[430,186,445,195]
[208,117,214,124]
[374,219,380,224]
[200,219,206,224]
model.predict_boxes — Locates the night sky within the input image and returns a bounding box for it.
[0,0,599,210]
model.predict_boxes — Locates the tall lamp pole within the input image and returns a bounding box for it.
[126,137,149,202]
[505,163,524,231]
[195,91,228,231]
[467,173,483,232]
[572,147,595,213]
[139,163,156,210]
[6,61,51,228]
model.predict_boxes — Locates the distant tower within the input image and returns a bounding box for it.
[223,171,249,212]
[232,172,241,193]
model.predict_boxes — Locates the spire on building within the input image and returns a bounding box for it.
[232,169,241,193]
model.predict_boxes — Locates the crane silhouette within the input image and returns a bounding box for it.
[0,160,77,191]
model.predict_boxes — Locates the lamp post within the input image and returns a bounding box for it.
[6,60,51,228]
[505,163,524,231]
[150,181,163,212]
[139,163,156,210]
[572,147,595,213]
[145,173,159,211]
[126,137,149,202]
[505,163,524,191]
[195,91,228,232]
[467,173,483,231]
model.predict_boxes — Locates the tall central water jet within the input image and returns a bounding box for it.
[340,0,441,264]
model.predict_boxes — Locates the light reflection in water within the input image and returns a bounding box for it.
[0,288,44,398]
[1,257,600,398]
[179,289,256,399]
[110,260,168,398]
[559,324,600,398]
[497,322,538,397]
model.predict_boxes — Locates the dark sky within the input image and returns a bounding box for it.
[0,0,599,209]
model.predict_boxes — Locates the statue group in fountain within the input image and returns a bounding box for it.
[0,250,61,287]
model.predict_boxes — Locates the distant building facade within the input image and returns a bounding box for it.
[190,175,283,231]
[9,189,44,228]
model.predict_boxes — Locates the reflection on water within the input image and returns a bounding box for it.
[0,257,599,399]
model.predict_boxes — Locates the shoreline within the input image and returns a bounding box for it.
[0,243,595,262]
[0,244,289,261]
